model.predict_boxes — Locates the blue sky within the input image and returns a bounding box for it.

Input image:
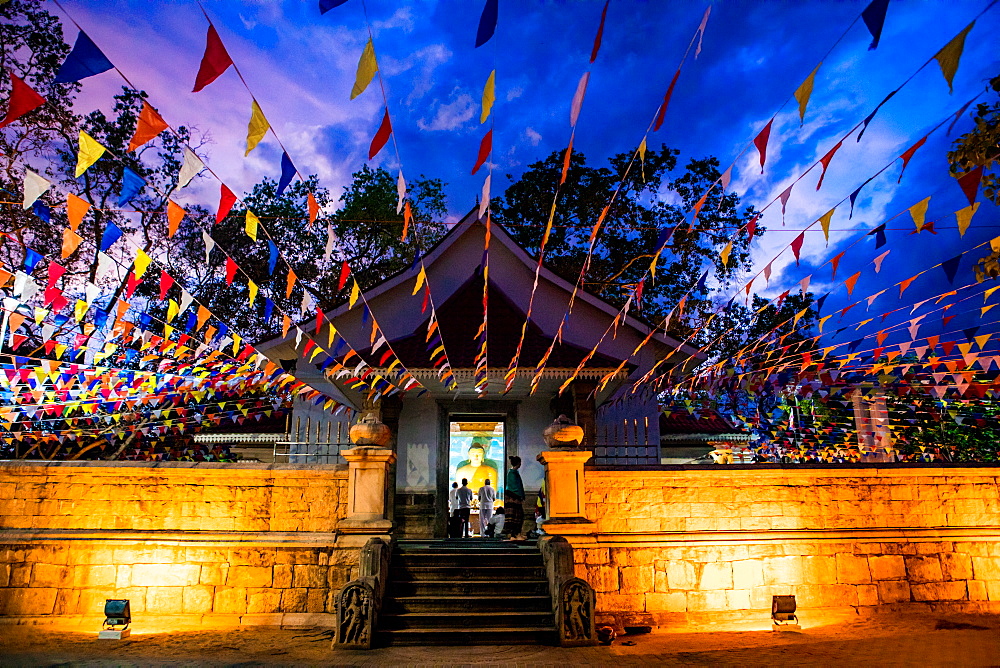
[62,0,1000,350]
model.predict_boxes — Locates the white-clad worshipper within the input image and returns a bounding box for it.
[477,478,497,537]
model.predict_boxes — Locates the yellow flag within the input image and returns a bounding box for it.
[348,279,360,308]
[720,241,732,267]
[75,131,106,177]
[908,196,930,232]
[245,210,260,242]
[245,100,269,156]
[934,21,974,93]
[73,299,88,323]
[638,136,647,183]
[794,63,821,123]
[351,39,378,100]
[247,280,258,307]
[818,208,835,245]
[412,266,427,295]
[955,202,979,237]
[481,70,496,123]
[167,299,179,322]
[133,249,152,280]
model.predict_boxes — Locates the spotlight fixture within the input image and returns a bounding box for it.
[99,599,131,639]
[771,595,800,631]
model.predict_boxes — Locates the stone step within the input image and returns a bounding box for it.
[387,578,550,597]
[389,564,546,581]
[379,611,555,631]
[384,595,551,614]
[378,627,557,646]
[393,551,543,569]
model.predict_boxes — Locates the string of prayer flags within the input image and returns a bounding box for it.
[244,210,259,242]
[167,201,185,238]
[192,24,233,93]
[0,71,45,129]
[472,129,492,174]
[351,38,378,100]
[75,131,106,177]
[369,109,392,160]
[216,184,236,223]
[178,148,203,188]
[128,101,168,151]
[653,69,680,132]
[117,167,145,207]
[53,31,114,83]
[753,119,773,174]
[861,0,890,50]
[934,21,974,93]
[245,100,269,156]
[21,170,50,210]
[816,140,842,190]
[277,152,295,197]
[475,0,499,48]
[957,166,982,205]
[956,202,979,236]
[794,63,821,124]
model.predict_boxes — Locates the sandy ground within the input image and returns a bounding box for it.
[1,612,998,666]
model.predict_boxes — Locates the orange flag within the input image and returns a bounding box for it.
[286,269,297,299]
[66,193,90,232]
[167,200,185,238]
[307,192,319,228]
[61,229,83,259]
[128,101,169,151]
[844,271,861,296]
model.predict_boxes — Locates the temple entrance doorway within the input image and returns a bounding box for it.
[448,415,505,536]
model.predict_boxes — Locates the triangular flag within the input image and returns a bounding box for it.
[816,140,842,190]
[862,0,890,49]
[244,210,259,242]
[480,176,491,219]
[653,69,681,132]
[475,0,499,48]
[132,249,152,280]
[61,229,83,259]
[117,167,145,207]
[955,202,979,237]
[178,148,203,188]
[307,192,320,227]
[192,24,234,92]
[402,201,412,241]
[570,71,589,127]
[0,71,46,129]
[753,119,773,174]
[396,170,406,214]
[791,232,805,265]
[167,201,185,238]
[481,69,495,123]
[216,184,236,224]
[225,257,238,285]
[66,193,90,232]
[908,196,930,232]
[22,169,50,210]
[369,108,392,160]
[957,166,982,206]
[794,63,821,124]
[720,241,732,267]
[472,129,492,174]
[934,21,974,94]
[412,266,427,295]
[873,250,890,273]
[128,101,169,151]
[277,151,295,196]
[244,100,269,156]
[348,279,361,308]
[818,208,835,245]
[53,31,114,83]
[75,130,106,177]
[941,254,962,284]
[591,0,610,62]
[286,268,297,298]
[351,38,378,100]
[897,134,928,183]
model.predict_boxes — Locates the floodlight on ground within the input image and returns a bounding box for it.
[771,595,800,631]
[99,599,131,639]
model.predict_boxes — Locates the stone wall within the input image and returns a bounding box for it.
[556,466,1000,627]
[0,461,355,628]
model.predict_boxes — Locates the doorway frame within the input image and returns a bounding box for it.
[434,399,519,538]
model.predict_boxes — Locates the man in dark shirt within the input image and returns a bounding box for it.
[456,478,474,538]
[504,456,526,539]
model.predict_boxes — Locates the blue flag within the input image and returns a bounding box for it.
[99,223,123,252]
[117,167,145,207]
[53,31,114,83]
[475,0,498,47]
[319,0,349,13]
[267,240,279,275]
[277,151,295,197]
[32,200,50,223]
[24,248,44,273]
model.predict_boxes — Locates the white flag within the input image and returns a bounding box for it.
[22,169,51,210]
[178,148,203,188]
[396,170,406,214]
[479,175,491,219]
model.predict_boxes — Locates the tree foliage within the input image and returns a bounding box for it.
[948,74,1000,205]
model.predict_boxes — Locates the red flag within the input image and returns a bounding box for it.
[791,232,804,265]
[225,257,238,285]
[590,1,609,63]
[745,214,758,238]
[216,184,236,224]
[957,166,982,205]
[0,71,46,129]
[369,108,392,160]
[158,270,174,300]
[753,119,773,174]
[897,134,928,183]
[816,140,843,190]
[653,69,680,132]
[125,272,142,299]
[472,129,493,174]
[192,25,233,92]
[338,261,350,291]
[830,250,846,279]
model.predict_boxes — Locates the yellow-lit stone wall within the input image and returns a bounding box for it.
[0,461,354,628]
[565,466,1000,626]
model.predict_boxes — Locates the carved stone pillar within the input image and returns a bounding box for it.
[339,447,395,545]
[536,449,594,534]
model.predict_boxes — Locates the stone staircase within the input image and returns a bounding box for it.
[378,539,557,646]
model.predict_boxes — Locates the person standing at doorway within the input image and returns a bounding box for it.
[456,478,474,538]
[505,456,526,539]
[477,478,497,537]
